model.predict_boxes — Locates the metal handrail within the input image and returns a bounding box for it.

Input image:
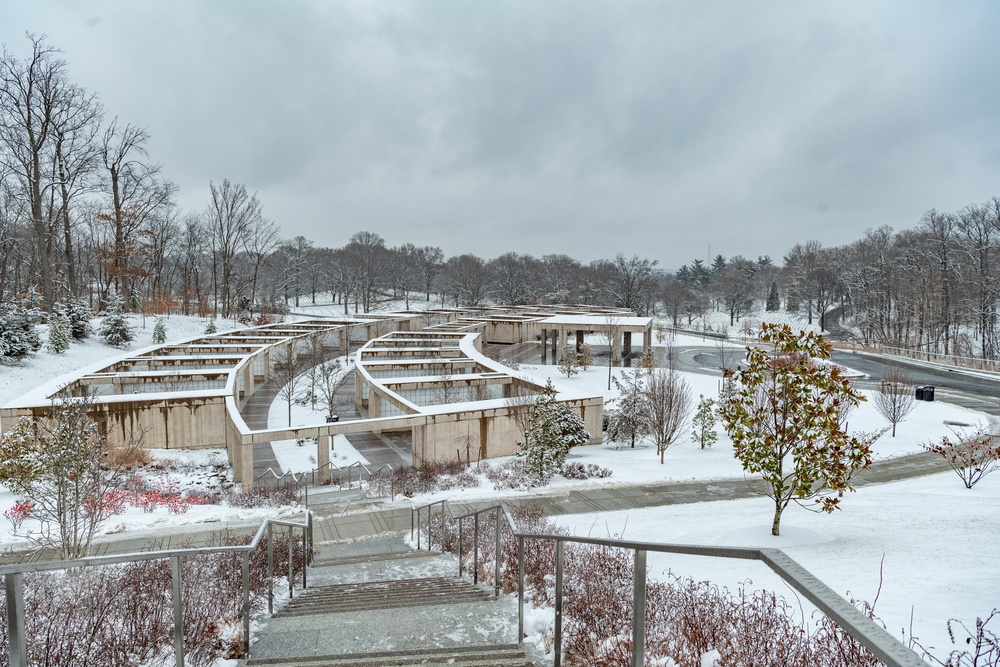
[2,512,313,667]
[256,461,396,499]
[410,499,927,667]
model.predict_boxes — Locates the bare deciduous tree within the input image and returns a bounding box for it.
[599,314,622,390]
[207,179,261,318]
[872,367,916,437]
[274,344,307,427]
[644,367,692,464]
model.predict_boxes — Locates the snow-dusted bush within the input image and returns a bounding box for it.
[560,462,612,480]
[0,304,41,360]
[204,318,218,334]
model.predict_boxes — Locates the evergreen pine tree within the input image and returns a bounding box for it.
[518,379,590,481]
[692,394,718,449]
[99,291,135,347]
[0,305,42,359]
[766,281,780,312]
[65,298,94,339]
[607,369,650,449]
[152,318,167,344]
[46,313,71,354]
[204,319,218,335]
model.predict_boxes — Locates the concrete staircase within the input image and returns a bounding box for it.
[244,534,541,667]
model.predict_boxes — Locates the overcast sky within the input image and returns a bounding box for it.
[4,1,999,269]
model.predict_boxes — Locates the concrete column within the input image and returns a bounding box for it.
[540,329,548,363]
[240,442,255,490]
[339,328,348,356]
[623,331,632,358]
[576,330,584,353]
[355,366,364,410]
[318,434,331,485]
[551,328,558,356]
[612,331,623,364]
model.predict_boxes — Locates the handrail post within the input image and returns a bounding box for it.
[5,572,27,667]
[288,525,295,599]
[267,523,274,614]
[554,540,564,667]
[302,524,308,590]
[517,536,525,644]
[411,508,416,544]
[494,508,501,597]
[241,551,250,659]
[458,518,464,577]
[473,512,480,585]
[171,555,185,667]
[632,549,647,667]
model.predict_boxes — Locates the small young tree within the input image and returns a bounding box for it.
[275,346,307,427]
[0,390,140,558]
[433,372,462,404]
[639,345,657,371]
[719,323,876,536]
[691,394,717,449]
[558,345,580,378]
[872,368,916,437]
[317,356,351,419]
[600,314,622,390]
[204,319,218,335]
[518,379,590,482]
[0,304,42,360]
[923,427,1000,489]
[607,369,649,449]
[578,343,594,370]
[645,367,693,464]
[99,291,135,347]
[152,318,167,345]
[46,312,71,354]
[504,382,537,438]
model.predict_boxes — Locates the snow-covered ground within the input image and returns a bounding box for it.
[553,471,999,656]
[0,313,218,408]
[658,306,824,338]
[1,307,997,658]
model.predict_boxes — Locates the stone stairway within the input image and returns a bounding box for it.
[244,534,542,667]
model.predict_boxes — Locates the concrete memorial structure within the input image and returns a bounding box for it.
[1,306,652,489]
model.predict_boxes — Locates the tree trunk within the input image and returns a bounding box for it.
[771,501,783,536]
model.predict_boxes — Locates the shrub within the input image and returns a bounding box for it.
[560,462,613,480]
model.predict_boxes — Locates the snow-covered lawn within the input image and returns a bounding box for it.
[0,313,222,409]
[553,471,999,656]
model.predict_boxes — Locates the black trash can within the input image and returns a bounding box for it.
[915,386,925,400]
[923,386,935,402]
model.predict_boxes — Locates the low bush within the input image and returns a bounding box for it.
[561,462,613,480]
